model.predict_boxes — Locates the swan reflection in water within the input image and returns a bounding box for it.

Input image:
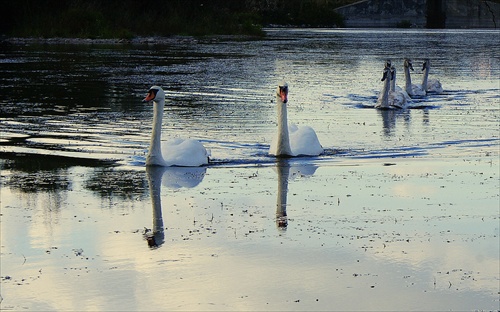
[274,159,318,230]
[144,166,206,248]
[378,108,412,137]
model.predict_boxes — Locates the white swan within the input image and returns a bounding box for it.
[422,59,444,94]
[403,59,426,98]
[269,82,323,157]
[143,86,210,167]
[375,66,393,109]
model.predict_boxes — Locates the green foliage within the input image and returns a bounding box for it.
[0,0,354,38]
[397,20,413,28]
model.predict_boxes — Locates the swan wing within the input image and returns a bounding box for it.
[388,90,407,109]
[410,84,426,97]
[427,79,443,94]
[161,138,209,167]
[289,125,323,156]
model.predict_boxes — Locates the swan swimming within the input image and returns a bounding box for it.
[422,59,444,94]
[269,82,323,157]
[388,64,410,108]
[377,61,409,109]
[375,65,393,109]
[143,86,210,167]
[403,58,426,98]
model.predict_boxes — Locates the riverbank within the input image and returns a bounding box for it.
[1,35,261,47]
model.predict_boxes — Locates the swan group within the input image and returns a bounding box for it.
[143,83,323,167]
[141,58,441,165]
[376,60,410,109]
[403,58,443,98]
[376,58,443,109]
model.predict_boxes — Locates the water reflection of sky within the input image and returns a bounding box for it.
[1,154,498,310]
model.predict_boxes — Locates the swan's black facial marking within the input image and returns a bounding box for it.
[422,60,428,71]
[148,88,159,97]
[404,59,414,71]
[381,68,390,81]
[143,88,159,102]
[278,85,288,103]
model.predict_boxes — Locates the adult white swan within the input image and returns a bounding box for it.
[143,86,210,167]
[422,59,444,94]
[403,59,426,98]
[269,82,323,157]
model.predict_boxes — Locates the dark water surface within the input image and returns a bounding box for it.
[1,29,499,311]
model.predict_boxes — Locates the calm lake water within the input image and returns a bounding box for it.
[1,29,499,311]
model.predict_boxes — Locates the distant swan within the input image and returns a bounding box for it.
[143,86,210,167]
[377,60,409,109]
[422,59,444,94]
[403,59,426,98]
[269,82,323,157]
[375,65,393,109]
[388,65,410,108]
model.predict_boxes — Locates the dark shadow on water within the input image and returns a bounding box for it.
[0,153,77,193]
[85,168,148,201]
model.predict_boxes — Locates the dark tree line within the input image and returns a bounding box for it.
[0,0,347,38]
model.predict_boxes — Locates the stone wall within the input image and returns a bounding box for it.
[335,0,500,28]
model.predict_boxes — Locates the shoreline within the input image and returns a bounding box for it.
[1,34,266,46]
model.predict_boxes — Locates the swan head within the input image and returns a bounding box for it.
[143,86,165,103]
[277,82,288,104]
[381,67,391,81]
[404,59,414,71]
[390,65,396,78]
[422,59,430,71]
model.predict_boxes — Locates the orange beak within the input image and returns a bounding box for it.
[143,92,155,102]
[280,89,288,103]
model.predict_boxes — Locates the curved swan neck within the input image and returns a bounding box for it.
[147,99,166,166]
[422,64,430,92]
[380,72,391,107]
[275,96,293,156]
[390,68,396,91]
[404,65,412,95]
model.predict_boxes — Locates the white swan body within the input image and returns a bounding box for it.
[404,59,426,98]
[422,59,443,94]
[143,86,209,167]
[388,65,410,108]
[375,66,393,109]
[269,82,323,157]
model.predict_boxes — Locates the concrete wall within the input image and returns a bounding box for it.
[335,0,500,28]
